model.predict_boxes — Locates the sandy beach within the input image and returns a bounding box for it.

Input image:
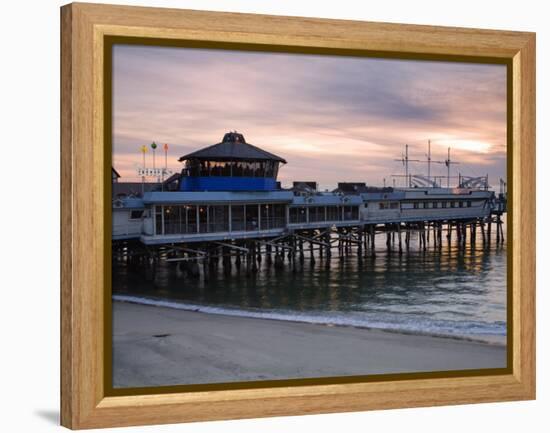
[112,300,507,388]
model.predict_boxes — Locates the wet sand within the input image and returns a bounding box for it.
[112,301,507,388]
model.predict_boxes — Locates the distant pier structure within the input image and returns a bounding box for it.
[112,132,507,281]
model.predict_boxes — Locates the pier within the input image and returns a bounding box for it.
[112,132,506,282]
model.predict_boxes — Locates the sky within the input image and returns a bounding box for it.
[112,45,507,190]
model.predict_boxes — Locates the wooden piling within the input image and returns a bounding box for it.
[398,224,403,254]
[235,249,242,271]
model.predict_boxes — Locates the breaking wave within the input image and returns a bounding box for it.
[112,294,506,346]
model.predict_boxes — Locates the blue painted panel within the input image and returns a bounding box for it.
[180,176,277,191]
[142,190,294,204]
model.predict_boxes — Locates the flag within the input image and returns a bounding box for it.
[141,144,147,153]
[163,143,168,151]
[151,142,157,150]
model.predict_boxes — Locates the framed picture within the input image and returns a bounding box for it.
[60,3,535,429]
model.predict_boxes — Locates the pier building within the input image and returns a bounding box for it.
[178,131,286,192]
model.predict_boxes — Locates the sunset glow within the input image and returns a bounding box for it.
[112,45,507,189]
[454,141,493,153]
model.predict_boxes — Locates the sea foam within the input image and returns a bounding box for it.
[112,294,506,346]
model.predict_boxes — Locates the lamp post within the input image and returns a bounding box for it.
[162,143,169,190]
[151,141,159,183]
[140,144,147,195]
[151,141,157,168]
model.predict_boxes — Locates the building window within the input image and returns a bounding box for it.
[231,205,245,231]
[185,205,197,233]
[155,206,163,235]
[198,206,208,233]
[130,210,144,220]
[264,161,274,178]
[231,162,257,177]
[467,201,472,207]
[160,205,200,235]
[245,205,259,231]
[210,205,229,232]
[200,161,209,177]
[343,206,359,220]
[186,160,200,177]
[254,162,267,177]
[206,161,230,176]
[413,202,419,209]
[326,206,341,221]
[289,206,307,224]
[380,202,396,210]
[422,202,429,209]
[272,204,286,228]
[162,205,180,234]
[459,201,464,208]
[260,203,285,229]
[433,202,438,208]
[442,202,447,208]
[260,204,270,229]
[309,206,326,222]
[242,162,255,177]
[231,162,243,177]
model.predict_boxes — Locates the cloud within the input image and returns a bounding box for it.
[112,45,506,188]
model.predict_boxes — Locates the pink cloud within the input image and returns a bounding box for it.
[112,46,507,189]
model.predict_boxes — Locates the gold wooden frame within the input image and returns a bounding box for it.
[61,2,536,429]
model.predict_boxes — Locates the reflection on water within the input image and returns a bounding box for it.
[113,225,507,345]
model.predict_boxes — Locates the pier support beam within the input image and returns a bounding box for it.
[398,224,403,254]
[370,225,376,255]
[309,235,316,265]
[266,243,272,265]
[222,246,231,275]
[235,249,242,271]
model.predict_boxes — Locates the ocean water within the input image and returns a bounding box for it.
[112,225,507,345]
